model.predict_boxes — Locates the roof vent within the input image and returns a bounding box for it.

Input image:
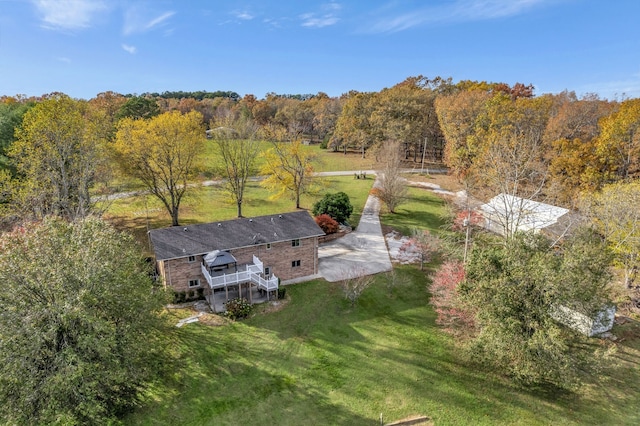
[249,219,253,222]
[183,227,188,231]
[217,223,221,227]
[279,214,283,218]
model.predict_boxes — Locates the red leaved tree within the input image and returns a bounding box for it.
[429,260,475,334]
[315,214,339,234]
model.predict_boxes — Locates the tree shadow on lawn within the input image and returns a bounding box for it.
[242,272,640,425]
[129,319,374,425]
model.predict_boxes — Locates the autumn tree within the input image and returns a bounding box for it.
[211,117,260,217]
[114,110,204,226]
[331,91,375,156]
[544,92,616,203]
[374,140,407,213]
[429,260,473,333]
[593,98,640,182]
[460,230,612,388]
[473,94,553,238]
[310,92,343,143]
[370,76,442,163]
[8,94,108,220]
[260,139,317,209]
[435,89,491,180]
[581,180,640,288]
[0,217,167,425]
[87,91,127,142]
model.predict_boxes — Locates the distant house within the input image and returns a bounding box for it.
[149,211,324,310]
[479,194,573,237]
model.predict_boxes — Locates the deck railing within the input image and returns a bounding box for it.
[201,256,278,292]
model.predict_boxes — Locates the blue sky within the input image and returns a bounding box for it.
[1,0,640,100]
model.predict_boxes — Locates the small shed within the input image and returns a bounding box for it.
[551,304,616,337]
[480,194,570,236]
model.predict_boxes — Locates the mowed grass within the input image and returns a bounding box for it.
[126,266,640,426]
[104,175,374,252]
[380,186,452,236]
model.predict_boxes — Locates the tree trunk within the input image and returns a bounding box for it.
[237,200,243,218]
[171,206,179,226]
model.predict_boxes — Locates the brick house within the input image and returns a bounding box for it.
[149,211,324,305]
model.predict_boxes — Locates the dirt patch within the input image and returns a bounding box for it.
[403,172,463,193]
[255,297,290,315]
[198,313,232,327]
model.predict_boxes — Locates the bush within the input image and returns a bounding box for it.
[173,291,186,304]
[315,214,340,234]
[224,298,253,320]
[197,288,205,299]
[312,191,353,223]
[277,287,287,300]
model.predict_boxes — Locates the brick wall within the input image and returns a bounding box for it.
[157,236,319,292]
[158,255,204,293]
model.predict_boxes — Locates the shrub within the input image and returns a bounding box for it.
[224,298,253,320]
[173,291,186,304]
[197,288,205,299]
[312,191,353,223]
[315,214,340,234]
[277,287,287,300]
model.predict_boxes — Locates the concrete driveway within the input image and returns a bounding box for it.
[318,176,392,282]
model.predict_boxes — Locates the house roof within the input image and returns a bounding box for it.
[480,194,570,234]
[149,210,325,261]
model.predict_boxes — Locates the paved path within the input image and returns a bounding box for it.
[318,175,393,282]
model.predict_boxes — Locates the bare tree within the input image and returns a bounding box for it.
[340,267,375,307]
[212,118,260,218]
[374,140,407,213]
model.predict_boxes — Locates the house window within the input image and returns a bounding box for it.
[292,260,301,268]
[291,239,300,247]
[188,255,196,263]
[264,267,271,277]
[188,279,200,288]
[266,243,271,250]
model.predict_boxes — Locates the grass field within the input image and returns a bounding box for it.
[127,267,640,425]
[105,175,374,253]
[123,186,640,425]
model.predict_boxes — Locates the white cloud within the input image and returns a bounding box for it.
[300,2,342,28]
[121,44,137,54]
[366,0,549,33]
[301,14,339,28]
[32,0,107,31]
[123,6,175,36]
[56,56,71,63]
[233,10,254,20]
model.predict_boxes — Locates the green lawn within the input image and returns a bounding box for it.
[380,186,452,236]
[105,175,374,252]
[126,266,640,425]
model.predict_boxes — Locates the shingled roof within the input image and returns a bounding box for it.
[149,210,325,261]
